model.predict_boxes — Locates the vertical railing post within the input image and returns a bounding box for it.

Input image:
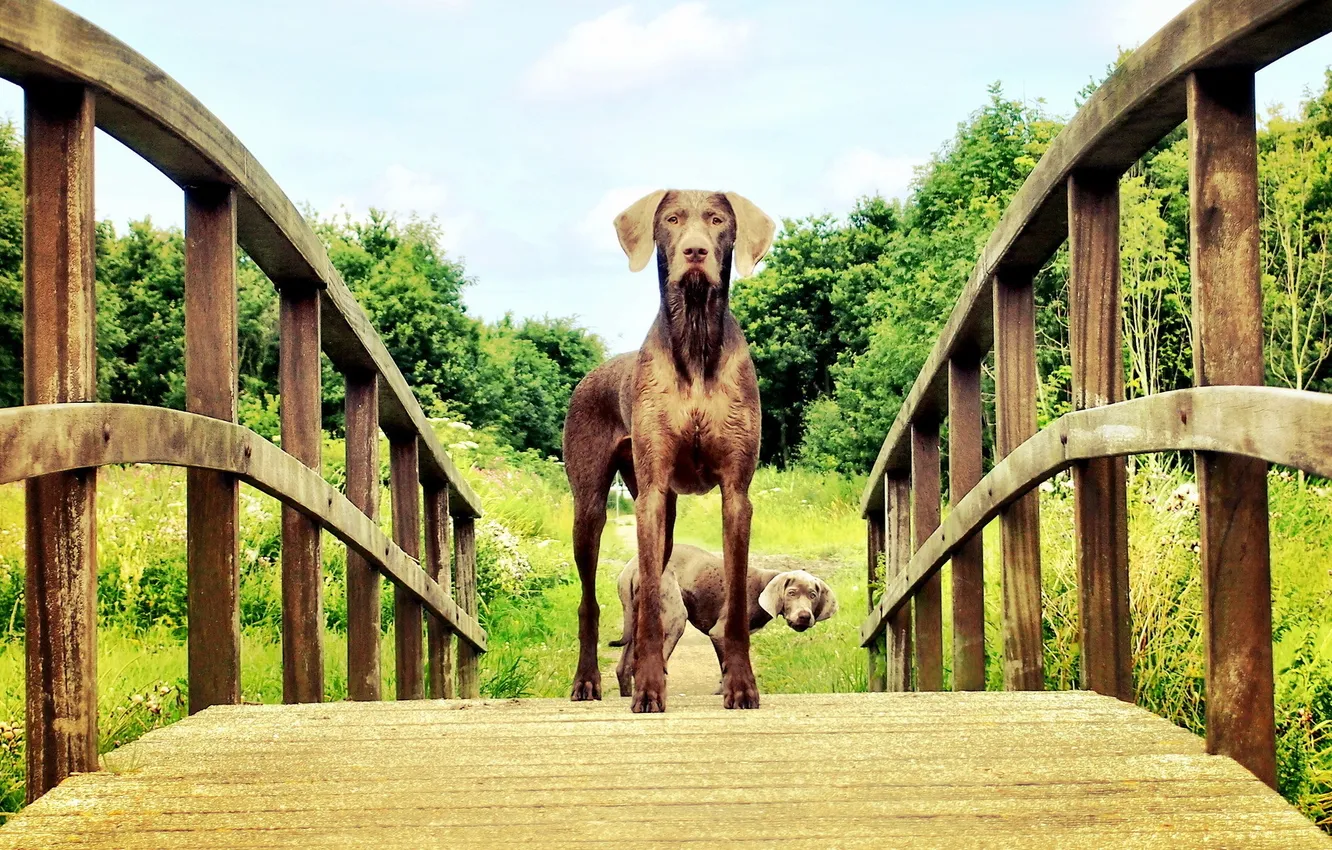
[1068,170,1133,701]
[23,82,98,801]
[344,372,381,701]
[1187,68,1276,788]
[455,515,480,699]
[279,287,323,703]
[866,497,887,692]
[425,485,455,699]
[948,353,985,691]
[184,183,241,714]
[993,268,1044,691]
[885,474,913,691]
[912,420,943,691]
[390,438,424,700]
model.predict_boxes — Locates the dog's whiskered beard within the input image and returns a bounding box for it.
[659,264,728,381]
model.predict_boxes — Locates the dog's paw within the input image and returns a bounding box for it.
[570,671,602,701]
[721,667,760,710]
[631,661,666,713]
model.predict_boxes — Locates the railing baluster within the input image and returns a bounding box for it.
[184,184,241,714]
[866,500,887,692]
[425,485,455,699]
[912,420,943,691]
[993,268,1044,691]
[279,287,324,703]
[1187,68,1276,788]
[344,372,381,701]
[886,473,913,691]
[948,353,985,691]
[23,82,98,801]
[1068,170,1133,701]
[390,438,424,700]
[455,516,480,699]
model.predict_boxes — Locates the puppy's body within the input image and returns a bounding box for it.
[563,190,776,713]
[611,545,838,697]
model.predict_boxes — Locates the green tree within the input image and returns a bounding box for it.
[0,120,23,409]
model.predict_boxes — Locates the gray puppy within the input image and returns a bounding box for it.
[610,544,838,697]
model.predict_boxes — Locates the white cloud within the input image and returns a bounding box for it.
[523,3,752,100]
[326,164,473,255]
[1100,0,1192,51]
[822,148,921,209]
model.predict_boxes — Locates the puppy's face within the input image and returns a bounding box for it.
[758,570,838,632]
[613,189,775,291]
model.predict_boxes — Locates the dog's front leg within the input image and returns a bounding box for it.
[631,485,670,713]
[720,481,759,709]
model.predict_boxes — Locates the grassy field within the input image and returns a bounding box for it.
[1,428,1330,828]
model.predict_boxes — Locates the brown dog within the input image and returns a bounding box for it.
[562,189,775,712]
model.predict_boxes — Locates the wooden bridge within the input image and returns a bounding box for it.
[0,0,1330,845]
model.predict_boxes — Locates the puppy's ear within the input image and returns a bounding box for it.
[614,190,667,273]
[814,579,839,622]
[724,192,776,278]
[758,574,787,618]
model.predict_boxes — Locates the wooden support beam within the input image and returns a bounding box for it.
[1067,170,1133,702]
[391,438,424,701]
[993,269,1044,691]
[866,504,887,692]
[344,372,381,701]
[22,82,98,802]
[425,485,455,699]
[279,288,323,704]
[184,183,241,714]
[948,354,985,691]
[886,474,913,691]
[455,516,480,699]
[912,421,943,691]
[1187,68,1275,789]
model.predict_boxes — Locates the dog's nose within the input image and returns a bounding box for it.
[683,245,709,262]
[794,612,812,629]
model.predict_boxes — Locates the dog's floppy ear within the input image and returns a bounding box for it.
[758,574,787,618]
[614,190,667,273]
[813,578,839,622]
[724,192,776,278]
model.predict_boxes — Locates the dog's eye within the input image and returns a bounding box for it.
[712,216,723,225]
[666,215,679,224]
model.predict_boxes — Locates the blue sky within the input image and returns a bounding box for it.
[2,1,1330,353]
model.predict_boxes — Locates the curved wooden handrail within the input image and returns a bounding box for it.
[0,0,480,517]
[860,0,1332,515]
[0,403,486,652]
[860,386,1332,645]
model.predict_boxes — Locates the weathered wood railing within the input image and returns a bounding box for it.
[859,0,1332,790]
[0,0,486,802]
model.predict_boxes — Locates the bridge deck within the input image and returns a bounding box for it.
[0,692,1325,848]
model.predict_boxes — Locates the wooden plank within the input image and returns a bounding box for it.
[948,354,985,691]
[1067,170,1133,702]
[1187,68,1276,790]
[279,288,324,704]
[860,385,1332,646]
[0,404,489,650]
[455,516,480,699]
[885,475,913,691]
[21,81,97,802]
[344,372,380,701]
[3,693,1326,849]
[911,421,943,691]
[866,506,887,693]
[993,269,1044,691]
[390,438,424,701]
[0,0,484,517]
[425,485,454,700]
[184,183,241,714]
[856,0,1332,516]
